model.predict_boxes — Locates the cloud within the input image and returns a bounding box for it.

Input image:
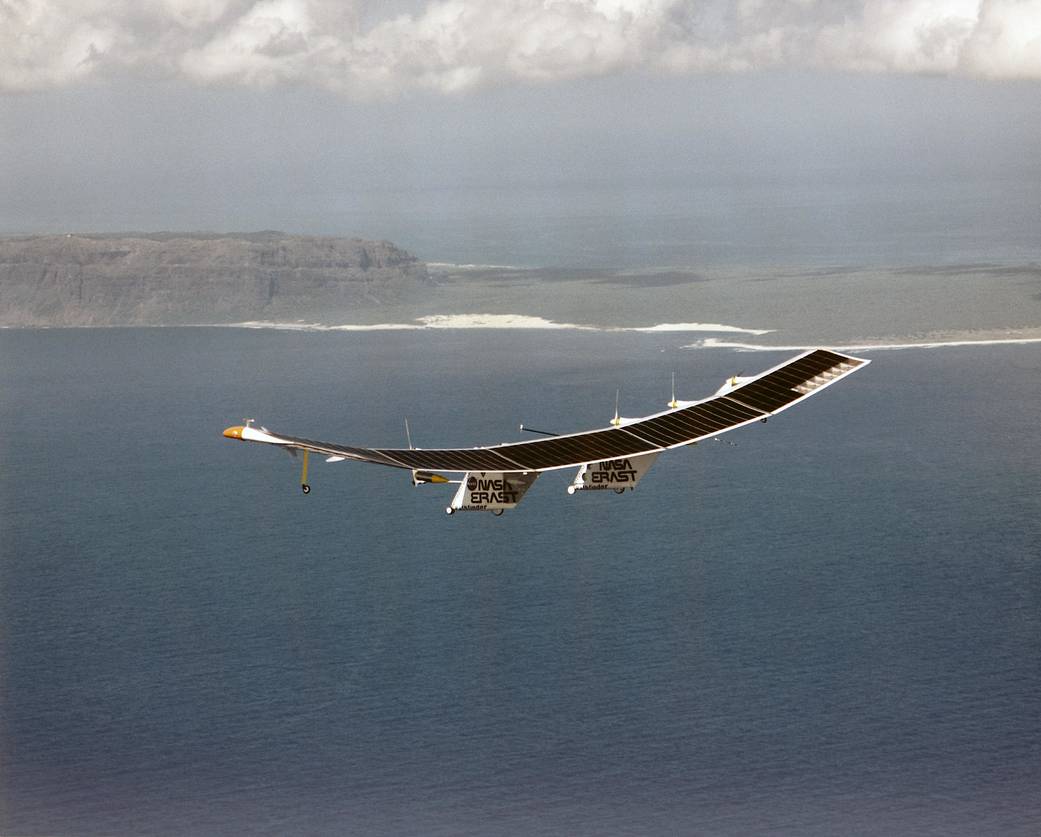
[2,0,1040,95]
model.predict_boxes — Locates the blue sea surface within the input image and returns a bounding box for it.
[2,328,1040,835]
[313,176,1041,270]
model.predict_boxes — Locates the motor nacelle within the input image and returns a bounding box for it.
[567,452,659,495]
[446,471,539,515]
[715,374,753,396]
[412,469,452,486]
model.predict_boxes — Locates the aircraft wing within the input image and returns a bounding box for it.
[223,348,869,475]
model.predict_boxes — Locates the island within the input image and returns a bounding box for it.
[0,231,431,326]
[3,232,1040,350]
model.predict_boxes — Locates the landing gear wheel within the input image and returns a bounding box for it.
[301,484,311,494]
[492,509,504,516]
[614,488,626,495]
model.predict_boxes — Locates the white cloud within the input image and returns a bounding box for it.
[960,0,1041,78]
[812,0,982,74]
[180,0,331,86]
[2,0,1039,95]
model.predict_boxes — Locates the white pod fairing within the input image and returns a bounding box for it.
[567,452,660,495]
[447,471,539,515]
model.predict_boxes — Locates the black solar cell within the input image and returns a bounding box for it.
[726,385,796,413]
[502,428,656,470]
[642,409,725,442]
[615,421,678,448]
[628,415,696,446]
[780,352,846,383]
[680,405,736,433]
[717,397,766,420]
[725,351,862,414]
[697,398,759,425]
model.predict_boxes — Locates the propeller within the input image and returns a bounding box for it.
[668,372,680,408]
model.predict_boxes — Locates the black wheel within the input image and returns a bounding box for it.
[492,509,504,516]
[614,488,625,495]
[301,484,311,494]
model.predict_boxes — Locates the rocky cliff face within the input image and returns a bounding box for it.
[0,232,431,326]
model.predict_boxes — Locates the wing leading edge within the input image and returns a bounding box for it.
[223,348,869,475]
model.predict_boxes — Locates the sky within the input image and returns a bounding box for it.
[1,1,1039,265]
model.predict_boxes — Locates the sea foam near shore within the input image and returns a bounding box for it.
[230,314,773,334]
[688,335,1041,352]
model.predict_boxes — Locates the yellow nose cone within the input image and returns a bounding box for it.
[223,425,245,440]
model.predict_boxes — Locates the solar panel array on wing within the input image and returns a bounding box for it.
[629,396,765,447]
[727,349,851,414]
[281,349,866,473]
[333,427,653,473]
[791,352,866,395]
[498,427,659,471]
[371,447,516,472]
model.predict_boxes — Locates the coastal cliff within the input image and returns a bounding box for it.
[0,232,430,326]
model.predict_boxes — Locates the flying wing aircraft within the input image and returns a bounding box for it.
[223,347,869,515]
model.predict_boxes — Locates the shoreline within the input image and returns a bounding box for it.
[5,319,1041,353]
[4,258,1039,344]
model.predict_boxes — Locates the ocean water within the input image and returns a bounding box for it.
[2,328,1040,836]
[311,176,1041,270]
